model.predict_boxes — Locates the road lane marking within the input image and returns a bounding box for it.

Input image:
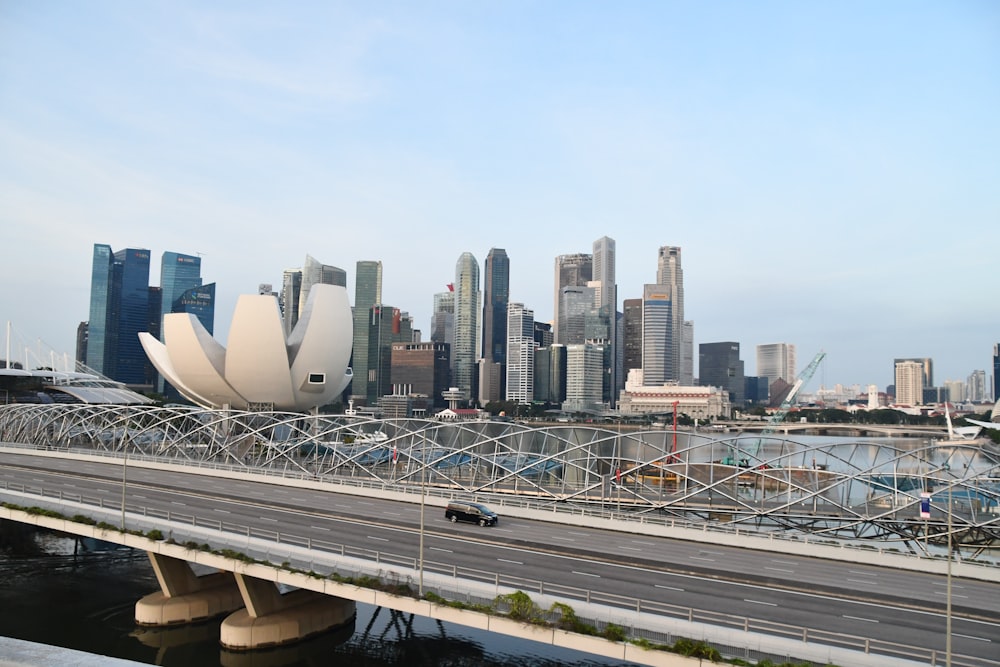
[497,558,523,565]
[430,547,452,553]
[261,516,278,522]
[847,578,877,585]
[171,501,186,506]
[619,546,642,551]
[953,633,990,642]
[367,535,388,541]
[935,592,968,599]
[690,556,715,562]
[744,599,777,606]
[655,584,684,592]
[765,567,793,573]
[310,525,330,531]
[572,571,600,578]
[843,615,879,623]
[213,508,230,514]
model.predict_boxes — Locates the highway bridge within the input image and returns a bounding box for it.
[2,404,1000,666]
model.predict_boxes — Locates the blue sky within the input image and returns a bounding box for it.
[1,1,997,392]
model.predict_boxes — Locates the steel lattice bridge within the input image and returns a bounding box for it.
[2,403,998,555]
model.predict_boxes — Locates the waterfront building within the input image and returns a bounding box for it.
[506,302,534,404]
[390,341,451,410]
[553,253,592,343]
[622,298,642,382]
[452,252,480,403]
[563,342,605,413]
[699,342,744,406]
[351,260,383,405]
[655,246,684,384]
[87,244,152,386]
[757,343,797,386]
[617,369,731,420]
[894,360,924,405]
[641,284,673,385]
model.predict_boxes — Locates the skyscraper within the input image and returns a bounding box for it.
[655,246,684,384]
[893,357,933,390]
[482,248,510,401]
[592,236,618,403]
[699,342,744,405]
[553,253,592,343]
[86,244,151,385]
[505,302,534,404]
[452,252,480,402]
[992,344,999,401]
[351,260,383,404]
[641,284,673,385]
[622,298,643,383]
[159,252,202,333]
[757,343,797,386]
[300,255,347,320]
[895,360,924,405]
[281,269,302,336]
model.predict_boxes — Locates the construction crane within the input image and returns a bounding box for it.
[722,350,826,465]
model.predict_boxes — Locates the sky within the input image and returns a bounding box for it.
[1,1,998,392]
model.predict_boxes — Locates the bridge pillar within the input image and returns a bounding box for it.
[135,553,244,626]
[219,573,356,650]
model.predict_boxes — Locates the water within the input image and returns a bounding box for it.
[0,525,635,667]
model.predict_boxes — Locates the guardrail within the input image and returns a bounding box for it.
[6,441,997,572]
[1,478,995,667]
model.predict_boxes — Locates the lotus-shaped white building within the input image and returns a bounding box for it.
[140,284,353,412]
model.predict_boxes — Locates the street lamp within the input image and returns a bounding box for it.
[120,440,128,531]
[418,431,427,597]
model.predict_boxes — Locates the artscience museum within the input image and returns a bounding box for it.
[139,284,354,412]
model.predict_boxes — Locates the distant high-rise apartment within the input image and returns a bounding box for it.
[351,260,383,404]
[700,342,744,405]
[506,302,534,404]
[87,244,152,385]
[553,253,592,343]
[641,284,673,385]
[893,357,933,390]
[944,380,965,404]
[757,343,797,386]
[655,246,684,384]
[967,369,986,402]
[452,252,480,402]
[895,360,924,405]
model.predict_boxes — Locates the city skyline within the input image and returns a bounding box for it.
[1,2,997,391]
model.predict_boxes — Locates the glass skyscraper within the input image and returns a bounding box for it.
[452,252,480,402]
[86,244,151,385]
[160,252,202,334]
[482,248,510,366]
[351,260,383,404]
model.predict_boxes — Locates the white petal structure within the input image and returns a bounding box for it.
[140,284,353,411]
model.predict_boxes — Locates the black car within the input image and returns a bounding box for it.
[444,501,499,526]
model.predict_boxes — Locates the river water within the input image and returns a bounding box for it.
[0,525,635,667]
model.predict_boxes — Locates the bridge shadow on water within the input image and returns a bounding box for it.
[0,526,635,667]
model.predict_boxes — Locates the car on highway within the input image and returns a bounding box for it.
[444,501,499,526]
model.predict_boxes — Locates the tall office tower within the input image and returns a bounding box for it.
[159,252,202,333]
[622,298,643,381]
[681,320,694,385]
[967,369,986,402]
[75,322,88,365]
[482,248,510,365]
[300,255,347,320]
[641,284,673,386]
[87,244,151,385]
[351,260,383,404]
[592,236,618,402]
[281,269,302,336]
[699,342,745,405]
[505,303,535,403]
[478,359,503,406]
[756,343,797,386]
[533,346,552,404]
[430,289,455,360]
[452,252,480,402]
[992,344,999,401]
[563,343,605,412]
[893,357,933,390]
[655,246,684,383]
[556,285,596,345]
[173,283,215,332]
[553,253,593,343]
[895,360,924,405]
[533,321,553,349]
[365,305,395,404]
[390,341,451,409]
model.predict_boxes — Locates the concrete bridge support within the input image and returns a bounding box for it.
[135,553,244,626]
[219,573,356,650]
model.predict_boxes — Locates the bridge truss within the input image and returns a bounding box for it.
[1,404,998,553]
